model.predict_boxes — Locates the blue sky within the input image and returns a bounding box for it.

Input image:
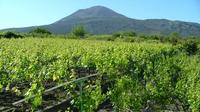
[0,0,199,29]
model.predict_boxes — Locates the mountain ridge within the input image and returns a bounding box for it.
[1,6,200,36]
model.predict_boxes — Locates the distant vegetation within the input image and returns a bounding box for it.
[30,27,52,34]
[113,31,137,38]
[0,31,23,38]
[71,25,86,38]
[1,28,200,43]
[1,29,200,45]
[67,25,87,39]
[30,27,52,35]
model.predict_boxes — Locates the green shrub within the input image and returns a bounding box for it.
[112,32,122,38]
[181,40,198,55]
[30,28,51,35]
[109,76,143,111]
[168,32,181,45]
[112,31,137,38]
[123,31,137,37]
[3,32,23,38]
[106,36,116,41]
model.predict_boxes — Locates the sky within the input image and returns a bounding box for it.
[0,0,199,29]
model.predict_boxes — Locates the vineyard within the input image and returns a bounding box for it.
[0,38,200,111]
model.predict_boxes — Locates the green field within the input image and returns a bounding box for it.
[0,38,200,111]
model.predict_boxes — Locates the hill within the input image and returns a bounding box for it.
[1,6,200,36]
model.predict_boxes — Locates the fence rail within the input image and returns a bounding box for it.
[12,73,99,107]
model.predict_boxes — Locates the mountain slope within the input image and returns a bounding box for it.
[1,6,200,36]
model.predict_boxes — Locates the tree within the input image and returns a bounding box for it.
[181,40,198,55]
[30,28,51,34]
[71,25,86,38]
[3,32,23,38]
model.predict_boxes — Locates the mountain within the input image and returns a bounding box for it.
[1,6,200,36]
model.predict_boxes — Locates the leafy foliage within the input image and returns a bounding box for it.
[168,32,181,45]
[112,31,137,38]
[30,28,51,35]
[3,32,23,38]
[0,38,199,111]
[181,40,199,55]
